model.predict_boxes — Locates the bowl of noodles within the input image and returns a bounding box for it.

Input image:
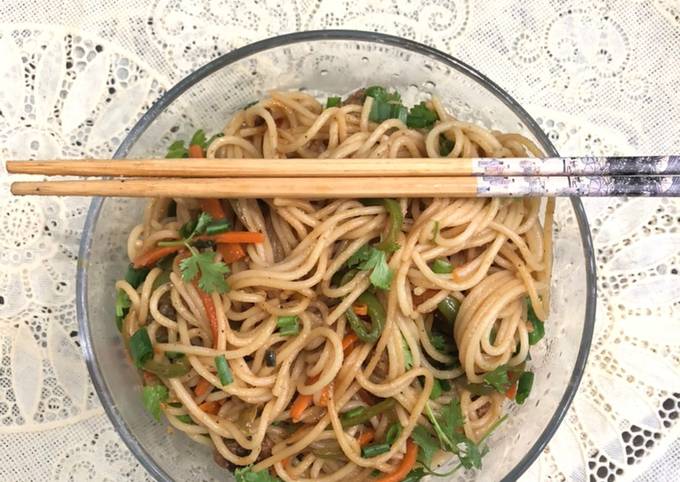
[76,31,596,482]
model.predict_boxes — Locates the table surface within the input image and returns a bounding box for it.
[0,1,679,481]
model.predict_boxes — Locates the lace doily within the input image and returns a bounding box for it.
[0,1,679,480]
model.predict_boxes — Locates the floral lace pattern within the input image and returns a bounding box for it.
[0,1,678,480]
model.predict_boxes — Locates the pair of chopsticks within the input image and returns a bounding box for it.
[6,156,680,197]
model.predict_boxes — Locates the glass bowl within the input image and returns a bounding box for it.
[76,30,596,481]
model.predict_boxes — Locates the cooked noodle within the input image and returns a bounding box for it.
[116,89,554,481]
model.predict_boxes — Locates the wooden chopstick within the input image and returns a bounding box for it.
[6,155,680,177]
[10,175,680,197]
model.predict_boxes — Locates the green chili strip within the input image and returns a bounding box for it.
[346,292,385,343]
[206,219,232,235]
[377,199,403,253]
[437,296,461,325]
[362,442,391,458]
[527,298,545,345]
[214,355,233,386]
[340,398,396,428]
[125,264,150,288]
[385,422,402,445]
[515,371,534,404]
[143,356,192,378]
[431,258,453,274]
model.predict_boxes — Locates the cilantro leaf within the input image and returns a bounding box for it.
[406,102,438,129]
[234,466,282,482]
[482,365,512,393]
[411,425,439,467]
[346,244,372,269]
[205,132,223,148]
[179,212,213,241]
[402,468,426,482]
[368,250,393,290]
[346,245,394,290]
[166,140,187,158]
[142,385,168,421]
[456,438,482,469]
[438,398,465,441]
[180,251,230,294]
[429,333,448,352]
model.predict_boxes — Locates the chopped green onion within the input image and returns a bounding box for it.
[143,356,192,378]
[125,264,150,288]
[515,371,534,404]
[342,406,365,420]
[527,298,545,345]
[115,289,130,331]
[362,442,390,458]
[377,199,403,253]
[129,327,153,368]
[341,398,396,428]
[430,379,443,400]
[142,384,168,421]
[346,291,385,343]
[276,315,300,336]
[214,355,233,386]
[206,219,232,235]
[385,422,402,445]
[431,258,453,274]
[326,96,341,108]
[437,296,461,325]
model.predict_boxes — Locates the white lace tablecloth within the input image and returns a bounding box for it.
[0,1,679,480]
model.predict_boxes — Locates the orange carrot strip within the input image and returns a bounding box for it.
[207,231,265,244]
[342,333,359,355]
[290,375,319,421]
[290,394,313,422]
[188,144,205,159]
[357,428,375,447]
[200,198,225,220]
[199,401,220,415]
[352,304,368,316]
[196,287,219,348]
[194,378,212,397]
[218,243,246,263]
[132,245,181,268]
[375,439,418,482]
[506,381,518,400]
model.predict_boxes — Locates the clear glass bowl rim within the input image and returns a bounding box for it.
[75,29,597,482]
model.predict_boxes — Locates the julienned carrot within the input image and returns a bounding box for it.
[506,381,518,400]
[208,231,265,244]
[200,198,225,220]
[352,304,368,316]
[218,243,246,263]
[188,144,205,159]
[342,333,359,355]
[199,401,220,414]
[133,245,181,268]
[357,428,375,447]
[290,375,319,422]
[375,439,418,482]
[290,394,313,422]
[196,287,219,347]
[194,378,212,397]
